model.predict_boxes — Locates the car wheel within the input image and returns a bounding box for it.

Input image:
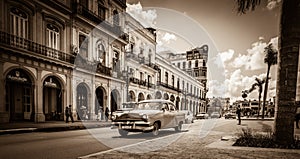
[175,122,183,132]
[118,129,128,137]
[152,122,159,136]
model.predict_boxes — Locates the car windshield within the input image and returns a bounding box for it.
[135,102,164,110]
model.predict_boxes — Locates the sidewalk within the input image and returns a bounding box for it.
[0,120,112,135]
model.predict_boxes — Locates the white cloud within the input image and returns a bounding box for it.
[214,49,235,68]
[126,2,157,28]
[161,32,177,43]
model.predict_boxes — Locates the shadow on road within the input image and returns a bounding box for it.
[112,129,188,139]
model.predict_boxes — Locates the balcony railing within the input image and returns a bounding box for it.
[96,63,112,76]
[157,81,180,92]
[0,31,74,64]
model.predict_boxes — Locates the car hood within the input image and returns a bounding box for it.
[115,109,161,120]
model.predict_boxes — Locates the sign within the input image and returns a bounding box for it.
[187,45,208,60]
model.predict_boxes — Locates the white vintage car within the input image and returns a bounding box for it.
[111,99,185,136]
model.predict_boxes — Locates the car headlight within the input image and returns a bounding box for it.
[142,114,148,120]
[111,115,116,120]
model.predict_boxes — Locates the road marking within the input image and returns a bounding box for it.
[78,132,183,158]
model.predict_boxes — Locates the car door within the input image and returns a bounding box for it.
[168,103,178,127]
[161,103,174,128]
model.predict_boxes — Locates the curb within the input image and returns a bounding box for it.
[0,123,112,135]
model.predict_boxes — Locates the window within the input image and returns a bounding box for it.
[140,72,143,81]
[195,60,199,68]
[177,62,181,68]
[46,24,60,50]
[172,75,175,87]
[177,78,180,89]
[113,51,120,71]
[97,0,106,20]
[165,72,168,84]
[96,43,105,65]
[10,7,28,39]
[79,35,88,58]
[113,10,119,26]
[183,62,186,69]
[188,61,192,68]
[158,70,161,83]
[203,60,206,67]
[80,0,88,8]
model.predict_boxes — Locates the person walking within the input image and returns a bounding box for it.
[65,106,70,123]
[105,107,109,122]
[295,106,300,129]
[236,105,241,125]
[68,105,74,123]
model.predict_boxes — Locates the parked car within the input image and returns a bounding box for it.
[195,112,209,119]
[181,110,194,124]
[224,112,236,119]
[111,99,185,136]
[210,112,221,118]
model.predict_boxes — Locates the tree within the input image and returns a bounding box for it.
[236,0,300,146]
[262,44,278,119]
[248,77,266,118]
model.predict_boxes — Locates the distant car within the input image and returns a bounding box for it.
[224,112,236,119]
[195,112,209,119]
[181,110,194,124]
[210,112,221,118]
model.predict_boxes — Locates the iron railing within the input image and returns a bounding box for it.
[0,31,74,64]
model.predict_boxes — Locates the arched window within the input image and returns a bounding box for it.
[10,7,28,38]
[195,60,199,68]
[113,10,119,26]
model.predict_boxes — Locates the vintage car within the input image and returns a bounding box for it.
[195,112,209,119]
[111,99,185,136]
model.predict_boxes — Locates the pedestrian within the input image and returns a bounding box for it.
[236,105,241,125]
[295,106,300,129]
[65,106,70,123]
[105,107,109,122]
[68,105,74,123]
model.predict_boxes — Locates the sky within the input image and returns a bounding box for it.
[126,0,281,103]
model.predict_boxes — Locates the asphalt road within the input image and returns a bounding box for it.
[0,119,247,159]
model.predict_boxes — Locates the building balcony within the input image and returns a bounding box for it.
[157,81,180,92]
[96,63,112,76]
[73,2,125,37]
[0,31,74,64]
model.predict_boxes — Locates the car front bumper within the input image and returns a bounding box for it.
[111,121,154,132]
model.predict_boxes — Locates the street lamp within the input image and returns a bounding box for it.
[122,66,133,102]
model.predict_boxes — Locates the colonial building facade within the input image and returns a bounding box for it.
[0,0,206,123]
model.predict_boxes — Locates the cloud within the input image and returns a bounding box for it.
[126,2,157,28]
[213,49,234,68]
[161,32,177,43]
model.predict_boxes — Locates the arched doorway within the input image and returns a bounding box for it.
[138,93,145,102]
[146,94,152,100]
[176,97,180,110]
[95,86,105,120]
[43,76,63,121]
[129,90,135,102]
[170,95,175,102]
[77,83,88,120]
[110,89,119,114]
[5,69,34,122]
[155,91,162,99]
[163,93,169,100]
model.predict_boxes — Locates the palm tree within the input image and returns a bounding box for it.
[248,77,266,118]
[236,0,300,146]
[262,44,278,119]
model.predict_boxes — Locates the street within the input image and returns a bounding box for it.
[0,119,229,159]
[1,119,299,159]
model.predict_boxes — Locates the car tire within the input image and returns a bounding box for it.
[152,122,159,136]
[175,122,183,132]
[118,129,128,137]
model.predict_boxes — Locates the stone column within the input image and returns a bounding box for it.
[35,69,45,122]
[0,61,9,123]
